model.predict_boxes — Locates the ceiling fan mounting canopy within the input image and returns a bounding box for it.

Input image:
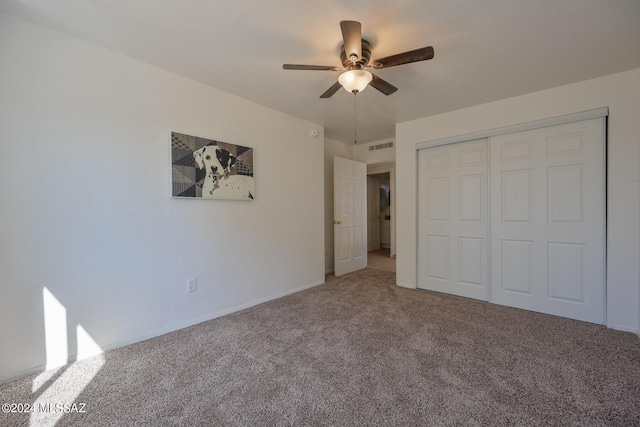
[283,20,434,98]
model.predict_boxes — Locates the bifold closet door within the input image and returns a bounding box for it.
[418,139,489,301]
[490,117,605,324]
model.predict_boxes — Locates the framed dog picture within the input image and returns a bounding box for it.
[171,132,254,200]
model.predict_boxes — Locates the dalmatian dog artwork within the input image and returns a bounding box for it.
[192,143,254,199]
[206,174,255,199]
[192,143,236,176]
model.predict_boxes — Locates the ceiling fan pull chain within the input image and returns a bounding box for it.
[354,92,357,144]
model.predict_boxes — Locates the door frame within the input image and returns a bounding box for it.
[367,162,396,258]
[416,108,608,151]
[367,175,382,252]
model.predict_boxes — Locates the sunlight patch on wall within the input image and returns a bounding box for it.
[77,324,104,359]
[42,287,68,370]
[32,287,105,426]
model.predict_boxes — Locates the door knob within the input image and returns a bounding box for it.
[334,220,342,225]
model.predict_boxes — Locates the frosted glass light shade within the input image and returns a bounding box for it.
[338,69,373,93]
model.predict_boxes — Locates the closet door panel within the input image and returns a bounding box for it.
[490,117,605,324]
[418,139,489,301]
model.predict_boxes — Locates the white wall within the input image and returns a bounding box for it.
[324,138,352,273]
[0,13,325,382]
[352,138,395,164]
[396,69,640,333]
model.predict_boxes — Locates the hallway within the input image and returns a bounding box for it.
[367,248,395,273]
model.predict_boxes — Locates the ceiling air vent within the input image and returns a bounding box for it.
[369,142,393,151]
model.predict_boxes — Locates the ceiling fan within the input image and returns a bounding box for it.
[283,20,434,98]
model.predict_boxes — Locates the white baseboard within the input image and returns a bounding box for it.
[606,323,640,334]
[396,282,416,289]
[0,280,325,385]
[1,365,49,385]
[102,279,326,355]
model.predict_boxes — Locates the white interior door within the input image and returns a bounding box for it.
[490,117,605,323]
[367,176,381,252]
[417,139,489,300]
[334,157,367,276]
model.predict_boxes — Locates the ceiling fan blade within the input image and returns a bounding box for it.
[283,64,340,71]
[340,20,362,63]
[372,46,434,69]
[369,73,398,95]
[320,81,343,98]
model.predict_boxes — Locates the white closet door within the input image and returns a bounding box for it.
[490,117,605,323]
[418,139,489,300]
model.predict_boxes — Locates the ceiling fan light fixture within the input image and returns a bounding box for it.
[338,69,373,93]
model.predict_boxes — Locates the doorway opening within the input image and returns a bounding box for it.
[367,167,395,273]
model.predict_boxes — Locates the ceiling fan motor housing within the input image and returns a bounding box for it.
[341,39,372,69]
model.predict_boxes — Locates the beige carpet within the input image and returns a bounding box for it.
[368,248,396,272]
[1,268,639,426]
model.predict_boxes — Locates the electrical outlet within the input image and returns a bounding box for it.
[187,278,198,293]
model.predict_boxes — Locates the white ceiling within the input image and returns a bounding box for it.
[2,0,639,144]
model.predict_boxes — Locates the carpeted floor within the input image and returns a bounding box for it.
[368,248,396,272]
[1,268,639,426]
